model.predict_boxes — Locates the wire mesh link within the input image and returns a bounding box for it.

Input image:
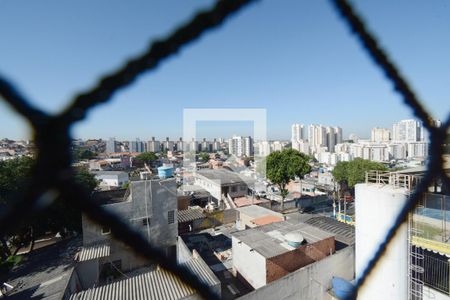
[0,0,448,299]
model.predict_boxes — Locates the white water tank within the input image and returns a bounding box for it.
[355,183,409,300]
[284,232,304,248]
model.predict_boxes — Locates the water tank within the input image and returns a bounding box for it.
[157,164,173,179]
[332,277,354,299]
[284,232,304,248]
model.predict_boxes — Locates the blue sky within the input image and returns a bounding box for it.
[1,0,449,141]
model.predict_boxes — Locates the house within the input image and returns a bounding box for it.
[193,169,253,204]
[77,178,177,289]
[235,205,284,230]
[232,221,335,289]
[92,171,129,188]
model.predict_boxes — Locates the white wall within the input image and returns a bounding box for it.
[232,236,266,289]
[355,183,409,300]
[423,286,450,300]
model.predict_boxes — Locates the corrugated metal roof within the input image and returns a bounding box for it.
[69,268,196,300]
[182,256,220,287]
[304,216,355,245]
[177,209,205,223]
[77,244,110,262]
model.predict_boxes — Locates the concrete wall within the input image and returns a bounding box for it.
[232,235,267,289]
[81,178,178,276]
[355,183,409,300]
[423,286,450,300]
[238,245,355,300]
[266,236,335,284]
[194,175,247,201]
[177,236,192,264]
[76,260,99,289]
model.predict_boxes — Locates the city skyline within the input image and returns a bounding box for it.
[1,1,450,140]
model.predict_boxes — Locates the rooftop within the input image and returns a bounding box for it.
[196,169,254,185]
[233,196,269,207]
[232,221,334,258]
[178,208,205,223]
[69,254,220,300]
[235,205,282,219]
[251,215,284,226]
[69,268,195,300]
[76,243,111,262]
[92,188,128,205]
[91,171,128,176]
[3,238,81,300]
[302,216,355,246]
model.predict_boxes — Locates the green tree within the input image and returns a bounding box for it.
[73,148,96,160]
[198,152,210,162]
[135,152,158,164]
[0,157,98,260]
[332,158,387,193]
[266,149,311,211]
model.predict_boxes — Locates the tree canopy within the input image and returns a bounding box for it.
[332,158,387,188]
[266,149,311,210]
[198,152,210,162]
[135,152,158,164]
[0,157,98,260]
[73,148,96,161]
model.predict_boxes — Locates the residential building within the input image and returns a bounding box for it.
[308,124,327,148]
[392,119,424,142]
[92,171,129,188]
[162,137,174,152]
[334,126,343,144]
[129,138,145,153]
[388,143,407,160]
[371,127,391,143]
[235,205,284,230]
[176,137,184,152]
[232,221,335,289]
[147,137,160,153]
[78,178,178,288]
[106,137,118,154]
[291,124,305,142]
[326,126,336,153]
[407,141,429,158]
[228,136,254,157]
[193,169,252,204]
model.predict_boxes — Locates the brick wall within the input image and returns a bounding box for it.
[266,236,335,284]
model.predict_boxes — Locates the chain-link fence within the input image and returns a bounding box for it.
[0,0,448,299]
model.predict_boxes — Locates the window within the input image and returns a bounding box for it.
[142,217,151,226]
[101,226,111,235]
[230,186,236,193]
[168,210,175,224]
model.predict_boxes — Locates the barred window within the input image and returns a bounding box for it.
[168,210,175,224]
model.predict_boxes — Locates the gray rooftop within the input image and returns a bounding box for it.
[69,256,220,300]
[232,221,334,258]
[196,169,254,185]
[69,268,195,300]
[92,188,128,205]
[303,216,355,245]
[4,238,80,300]
[178,209,205,223]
